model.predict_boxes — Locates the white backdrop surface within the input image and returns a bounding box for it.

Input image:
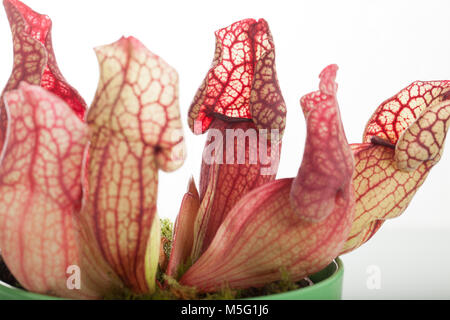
[0,0,449,299]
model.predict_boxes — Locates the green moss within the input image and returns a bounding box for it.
[104,276,195,300]
[160,218,173,258]
[156,218,174,283]
[104,267,312,300]
[203,285,239,300]
[104,285,175,300]
[175,257,193,280]
[237,268,312,299]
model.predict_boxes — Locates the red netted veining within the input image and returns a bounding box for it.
[363,80,450,144]
[83,36,185,293]
[343,80,450,253]
[7,0,50,41]
[0,83,88,298]
[208,19,255,118]
[186,19,285,261]
[41,67,86,119]
[291,64,354,221]
[2,0,87,121]
[189,18,285,134]
[191,118,279,258]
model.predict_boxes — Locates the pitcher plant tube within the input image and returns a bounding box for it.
[342,80,450,253]
[0,0,185,298]
[183,18,287,264]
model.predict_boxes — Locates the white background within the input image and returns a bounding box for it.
[0,0,449,299]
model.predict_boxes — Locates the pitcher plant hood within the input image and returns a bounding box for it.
[343,80,450,253]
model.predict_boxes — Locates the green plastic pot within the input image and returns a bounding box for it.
[0,258,343,300]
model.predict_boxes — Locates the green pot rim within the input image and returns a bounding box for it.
[0,258,343,300]
[0,280,63,300]
[249,257,343,300]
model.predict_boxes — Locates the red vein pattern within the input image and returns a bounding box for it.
[0,83,88,298]
[342,83,450,253]
[190,118,280,259]
[83,37,185,294]
[185,19,286,261]
[188,18,286,135]
[395,100,450,171]
[180,66,355,292]
[0,0,87,151]
[363,80,450,144]
[342,144,431,252]
[291,65,354,221]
